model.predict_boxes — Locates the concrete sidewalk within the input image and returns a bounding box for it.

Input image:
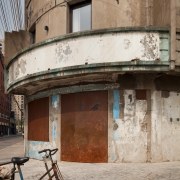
[1,136,180,180]
[0,135,20,140]
[0,135,24,162]
[18,159,180,180]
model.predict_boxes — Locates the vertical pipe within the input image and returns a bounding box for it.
[170,0,176,70]
[146,0,153,26]
[146,0,149,26]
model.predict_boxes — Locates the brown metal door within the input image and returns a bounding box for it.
[61,91,108,163]
[28,97,49,141]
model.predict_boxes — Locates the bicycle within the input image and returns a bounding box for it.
[0,148,63,180]
[0,156,29,180]
[38,148,64,180]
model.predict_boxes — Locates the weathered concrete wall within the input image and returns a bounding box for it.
[49,95,61,160]
[26,0,56,30]
[153,0,170,27]
[161,92,180,161]
[151,91,180,162]
[109,89,148,163]
[24,78,180,163]
[8,31,162,85]
[92,0,144,29]
[26,0,66,42]
[109,88,180,163]
[25,0,174,44]
[4,31,31,66]
[177,33,180,65]
[35,5,67,43]
[151,91,163,162]
[176,0,180,29]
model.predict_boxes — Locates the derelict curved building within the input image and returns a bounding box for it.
[5,0,180,162]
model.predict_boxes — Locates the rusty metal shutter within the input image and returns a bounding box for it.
[28,97,49,141]
[61,91,108,163]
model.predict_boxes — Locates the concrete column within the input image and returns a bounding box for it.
[49,95,61,161]
[146,90,152,162]
[24,96,28,156]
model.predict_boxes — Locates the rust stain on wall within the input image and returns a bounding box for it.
[61,91,108,163]
[28,97,49,141]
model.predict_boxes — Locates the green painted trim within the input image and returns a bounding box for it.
[159,33,170,62]
[6,27,169,68]
[7,61,171,93]
[27,83,120,102]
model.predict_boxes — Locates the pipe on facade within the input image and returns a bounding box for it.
[146,0,153,26]
[170,0,176,70]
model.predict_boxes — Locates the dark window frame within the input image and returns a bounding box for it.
[69,0,92,33]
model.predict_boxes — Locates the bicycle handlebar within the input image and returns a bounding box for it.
[38,148,58,156]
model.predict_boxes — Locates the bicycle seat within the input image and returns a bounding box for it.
[11,157,29,165]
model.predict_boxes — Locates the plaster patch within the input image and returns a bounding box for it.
[26,141,54,160]
[113,90,120,120]
[140,33,159,59]
[51,95,59,109]
[52,120,57,141]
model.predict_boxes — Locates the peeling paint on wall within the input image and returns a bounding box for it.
[50,95,59,144]
[26,141,55,160]
[113,90,120,120]
[140,33,159,60]
[161,92,180,161]
[51,95,59,109]
[110,90,148,162]
[52,120,57,142]
[151,91,180,162]
[112,90,121,162]
[8,32,162,84]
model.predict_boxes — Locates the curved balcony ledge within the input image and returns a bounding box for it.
[7,61,171,95]
[7,26,169,67]
[6,27,170,94]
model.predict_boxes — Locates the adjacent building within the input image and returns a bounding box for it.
[11,95,24,133]
[4,0,180,163]
[0,46,13,135]
[0,40,4,54]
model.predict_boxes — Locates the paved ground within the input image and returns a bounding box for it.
[0,135,24,162]
[1,136,180,180]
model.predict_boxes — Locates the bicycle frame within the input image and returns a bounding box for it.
[38,148,64,180]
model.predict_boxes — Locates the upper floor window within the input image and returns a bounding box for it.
[71,1,91,33]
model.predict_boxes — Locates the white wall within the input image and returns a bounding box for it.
[151,91,180,162]
[110,90,148,162]
[8,32,160,85]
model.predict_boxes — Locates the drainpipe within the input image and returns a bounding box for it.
[146,0,153,26]
[170,0,176,70]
